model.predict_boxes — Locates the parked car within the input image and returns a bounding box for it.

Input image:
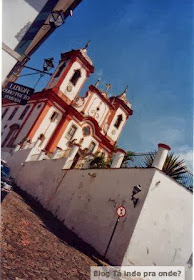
[1,160,14,192]
[1,181,12,192]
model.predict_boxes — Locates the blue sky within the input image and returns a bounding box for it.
[18,0,193,169]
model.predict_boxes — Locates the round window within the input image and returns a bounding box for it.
[83,126,91,136]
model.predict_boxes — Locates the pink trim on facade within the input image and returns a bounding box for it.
[158,143,171,151]
[116,148,126,155]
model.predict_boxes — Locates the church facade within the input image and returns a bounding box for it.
[2,43,133,162]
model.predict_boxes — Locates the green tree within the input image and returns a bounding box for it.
[143,152,188,182]
[121,151,135,168]
[89,150,135,169]
[89,152,111,169]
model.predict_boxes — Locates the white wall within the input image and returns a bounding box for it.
[72,91,90,113]
[2,104,33,143]
[31,106,62,149]
[4,153,192,271]
[122,169,192,267]
[2,51,18,81]
[2,148,33,178]
[7,156,155,263]
[84,92,109,126]
[2,102,45,146]
[16,102,45,143]
[49,168,154,264]
[2,0,48,80]
[2,0,47,50]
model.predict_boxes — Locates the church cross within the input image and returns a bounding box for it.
[105,83,111,93]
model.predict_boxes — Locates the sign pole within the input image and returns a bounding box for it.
[103,206,126,260]
[103,216,120,260]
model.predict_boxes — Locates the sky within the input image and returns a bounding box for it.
[18,0,193,170]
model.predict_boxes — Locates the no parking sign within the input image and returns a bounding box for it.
[117,206,126,217]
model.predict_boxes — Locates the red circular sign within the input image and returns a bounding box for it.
[117,206,126,217]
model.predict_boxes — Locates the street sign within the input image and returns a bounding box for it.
[104,205,127,259]
[117,206,126,217]
[2,82,34,105]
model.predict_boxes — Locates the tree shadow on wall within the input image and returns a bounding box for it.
[13,185,107,266]
[24,0,47,12]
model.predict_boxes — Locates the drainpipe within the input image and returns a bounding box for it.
[111,148,126,168]
[152,143,171,170]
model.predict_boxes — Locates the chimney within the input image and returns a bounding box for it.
[152,143,171,170]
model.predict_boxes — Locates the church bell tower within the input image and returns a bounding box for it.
[45,41,94,103]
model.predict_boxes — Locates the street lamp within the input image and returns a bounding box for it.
[33,57,55,89]
[49,10,65,27]
[132,185,141,196]
[18,57,55,77]
[43,57,54,72]
[16,57,55,89]
[131,185,141,207]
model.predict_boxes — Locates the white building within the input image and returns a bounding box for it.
[2,0,82,84]
[2,43,133,167]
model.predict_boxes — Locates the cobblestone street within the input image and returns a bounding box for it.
[1,187,105,280]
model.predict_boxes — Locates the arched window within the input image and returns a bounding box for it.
[88,141,96,153]
[114,114,123,129]
[2,108,9,119]
[66,125,77,140]
[70,69,81,86]
[8,107,19,120]
[19,105,30,120]
[50,111,59,122]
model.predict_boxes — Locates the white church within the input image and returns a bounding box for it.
[2,42,133,167]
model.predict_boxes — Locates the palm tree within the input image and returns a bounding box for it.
[89,150,135,169]
[89,152,111,169]
[143,152,188,182]
[121,151,135,168]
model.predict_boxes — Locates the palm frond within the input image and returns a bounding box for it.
[142,152,156,168]
[121,150,135,168]
[143,152,188,183]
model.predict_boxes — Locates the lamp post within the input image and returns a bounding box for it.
[3,10,65,87]
[131,185,141,207]
[18,57,55,78]
[43,57,55,72]
[49,10,65,27]
[14,57,55,89]
[41,10,65,30]
[32,57,55,89]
